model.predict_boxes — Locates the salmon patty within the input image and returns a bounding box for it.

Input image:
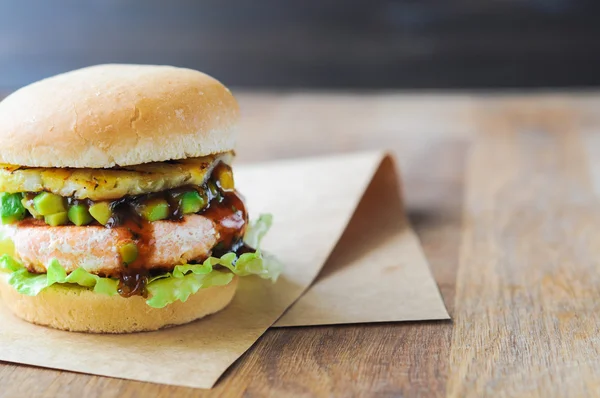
[0,214,219,277]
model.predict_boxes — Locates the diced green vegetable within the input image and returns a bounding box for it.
[0,193,26,224]
[136,198,169,222]
[89,202,112,225]
[44,212,68,226]
[68,204,93,226]
[119,242,138,265]
[179,191,205,214]
[33,192,66,216]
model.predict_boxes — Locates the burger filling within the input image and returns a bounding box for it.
[0,153,281,308]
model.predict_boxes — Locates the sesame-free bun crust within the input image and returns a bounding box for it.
[0,274,238,333]
[0,64,239,168]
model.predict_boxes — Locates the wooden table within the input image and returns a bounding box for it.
[2,92,599,397]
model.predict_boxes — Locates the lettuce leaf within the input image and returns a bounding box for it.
[146,270,234,308]
[1,256,119,296]
[0,213,281,308]
[244,214,272,249]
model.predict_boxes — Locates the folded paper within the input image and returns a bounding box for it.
[274,155,449,326]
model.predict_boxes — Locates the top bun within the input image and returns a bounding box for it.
[0,64,239,168]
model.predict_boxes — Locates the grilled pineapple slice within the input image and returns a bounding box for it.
[0,152,232,200]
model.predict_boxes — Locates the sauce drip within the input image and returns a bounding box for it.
[111,190,250,298]
[118,270,148,297]
[112,203,153,297]
[203,192,248,252]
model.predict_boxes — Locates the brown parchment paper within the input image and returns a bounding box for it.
[0,151,448,389]
[274,155,449,326]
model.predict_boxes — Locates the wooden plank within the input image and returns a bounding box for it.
[448,103,600,396]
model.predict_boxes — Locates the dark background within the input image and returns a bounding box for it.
[1,0,600,90]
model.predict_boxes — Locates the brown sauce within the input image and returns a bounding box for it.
[118,270,148,297]
[113,190,250,297]
[116,223,153,297]
[203,192,248,251]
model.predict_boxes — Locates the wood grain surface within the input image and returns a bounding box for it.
[1,92,598,397]
[449,101,600,397]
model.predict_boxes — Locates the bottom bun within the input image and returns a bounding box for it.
[0,274,238,333]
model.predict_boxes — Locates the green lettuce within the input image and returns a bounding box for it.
[0,214,282,308]
[2,257,119,297]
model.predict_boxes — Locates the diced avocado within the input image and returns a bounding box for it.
[137,198,169,222]
[21,198,42,219]
[214,164,235,191]
[179,191,205,214]
[44,212,68,226]
[33,192,66,216]
[119,242,138,265]
[68,204,93,226]
[89,202,112,225]
[0,193,26,224]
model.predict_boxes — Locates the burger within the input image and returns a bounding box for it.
[0,64,281,333]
